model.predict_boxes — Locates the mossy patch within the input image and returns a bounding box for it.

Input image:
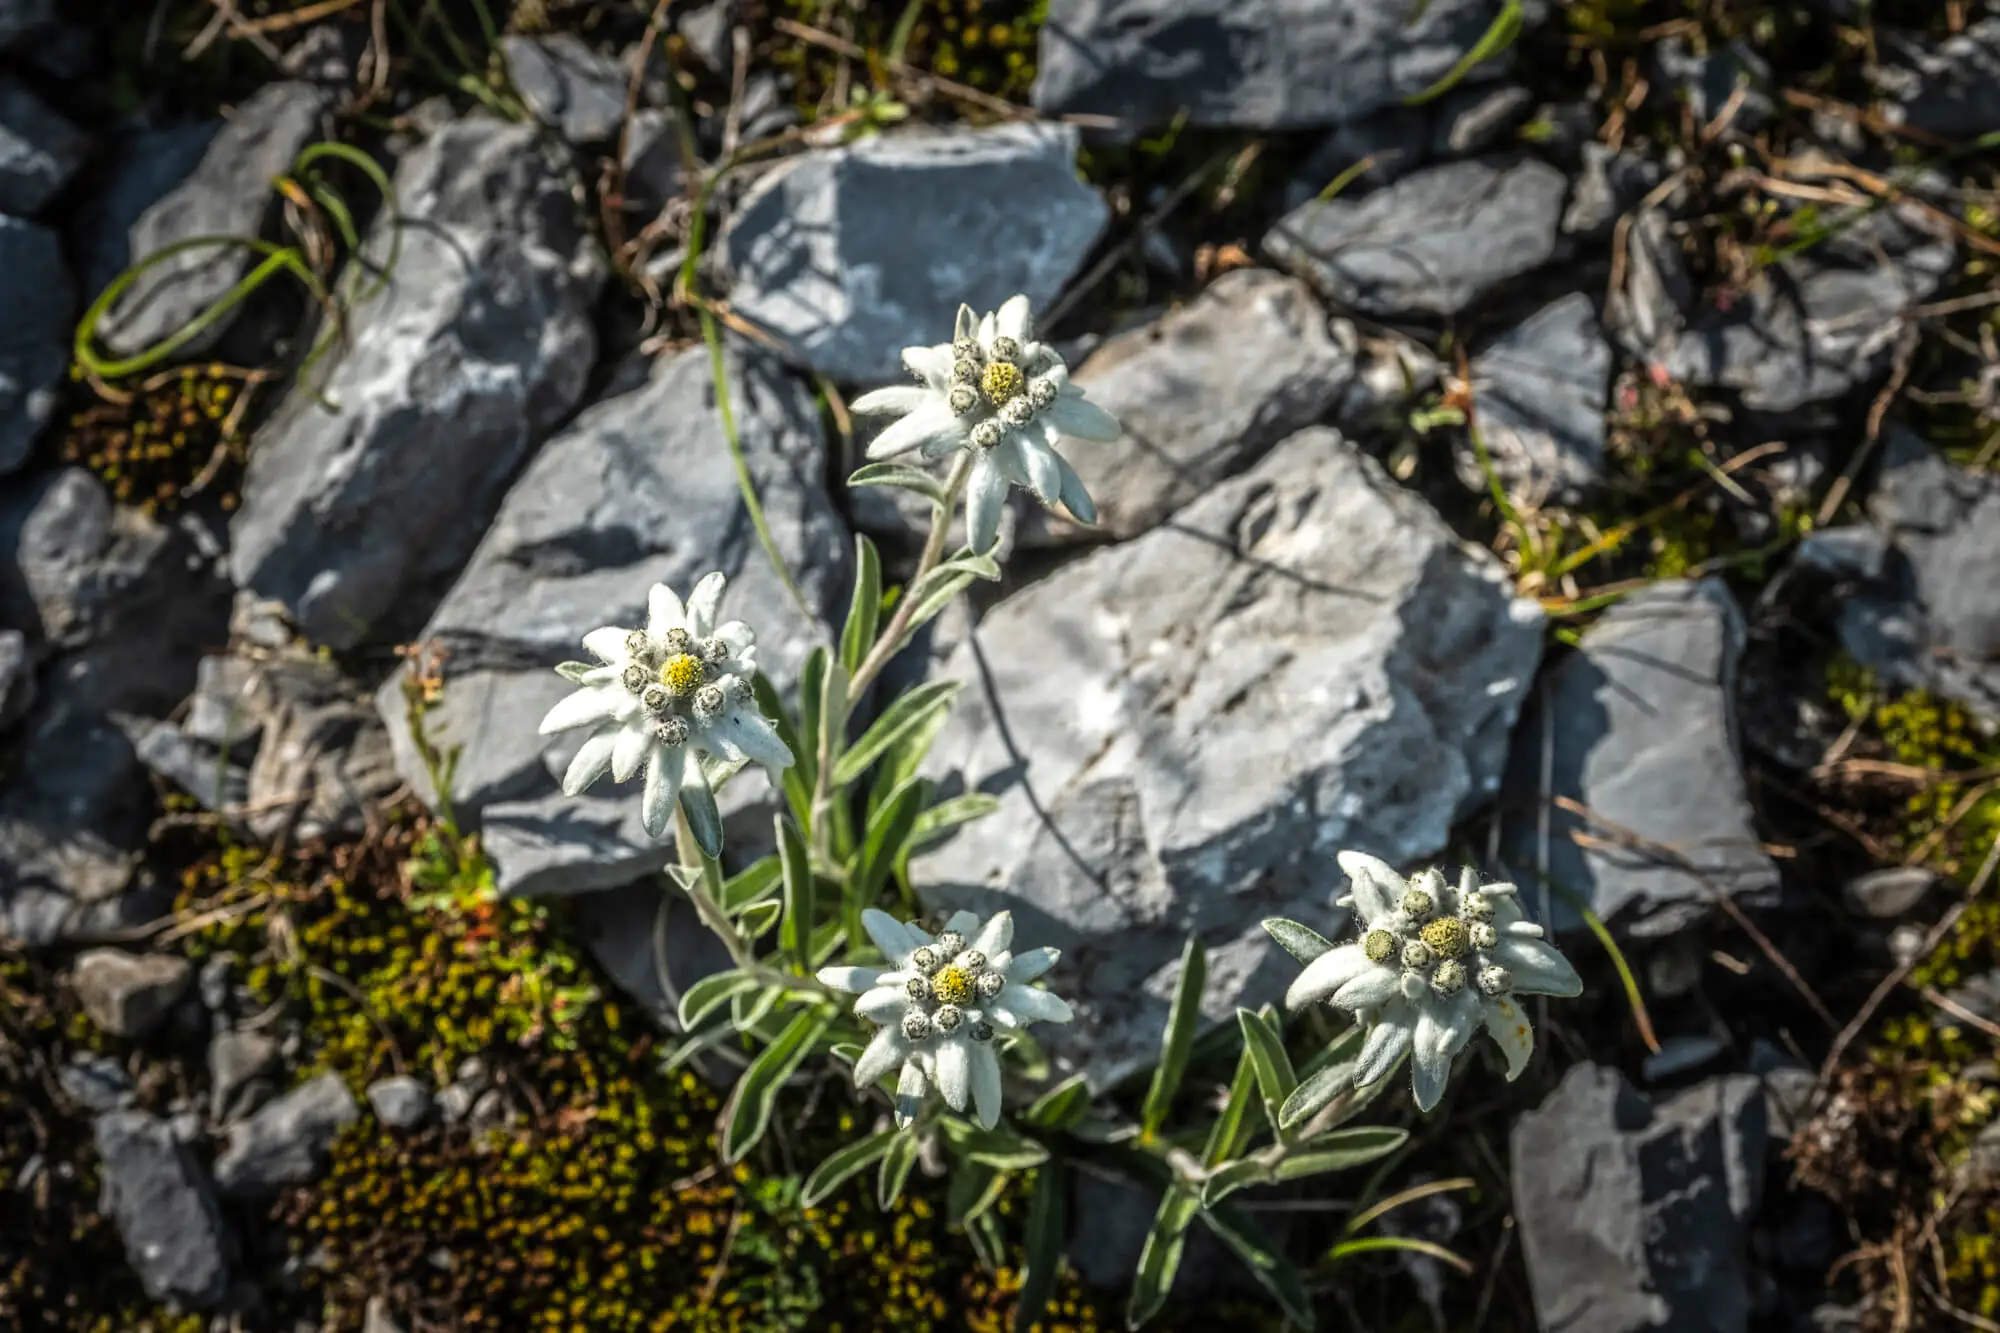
[57,364,247,514]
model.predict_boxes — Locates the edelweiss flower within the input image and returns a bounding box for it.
[817,907,1072,1129]
[538,572,793,842]
[850,295,1121,552]
[1284,853,1582,1112]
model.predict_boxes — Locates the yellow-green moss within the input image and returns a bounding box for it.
[1805,660,2000,1325]
[57,363,246,514]
[764,0,1047,118]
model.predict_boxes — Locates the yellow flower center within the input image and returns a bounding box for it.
[979,361,1024,406]
[1419,917,1469,959]
[931,965,975,1007]
[660,653,707,695]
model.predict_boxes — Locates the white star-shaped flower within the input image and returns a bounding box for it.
[850,294,1120,552]
[538,571,793,842]
[1284,853,1583,1113]
[817,907,1073,1130]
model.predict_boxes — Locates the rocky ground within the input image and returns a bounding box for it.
[2,0,1999,1330]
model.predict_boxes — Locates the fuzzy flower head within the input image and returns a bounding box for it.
[1284,853,1582,1113]
[850,295,1121,552]
[538,572,793,844]
[817,908,1072,1130]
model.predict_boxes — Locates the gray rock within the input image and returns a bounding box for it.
[1607,206,1693,361]
[911,428,1544,1089]
[1794,525,1890,583]
[1562,143,1664,239]
[677,0,735,74]
[0,626,30,729]
[231,115,604,650]
[1459,293,1611,503]
[208,1027,280,1122]
[1851,429,2000,725]
[1434,83,1533,157]
[0,216,73,475]
[1653,36,1774,137]
[718,123,1106,383]
[280,22,366,85]
[377,342,848,898]
[74,122,219,303]
[59,1051,134,1112]
[1843,865,1936,919]
[365,1074,432,1129]
[1265,156,1567,318]
[94,1110,232,1308]
[1501,580,1777,936]
[1013,268,1354,546]
[1875,19,2000,141]
[0,702,156,946]
[131,717,248,813]
[1513,1065,1767,1333]
[0,0,52,50]
[212,1070,359,1195]
[239,654,399,842]
[364,1296,406,1333]
[1033,0,1544,130]
[1664,212,1954,412]
[622,109,688,221]
[0,79,87,217]
[94,83,329,360]
[503,33,629,146]
[1285,108,1433,207]
[71,948,193,1038]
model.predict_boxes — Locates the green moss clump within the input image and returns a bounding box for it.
[57,363,246,514]
[762,0,1047,117]
[1801,661,2000,1326]
[169,822,1146,1332]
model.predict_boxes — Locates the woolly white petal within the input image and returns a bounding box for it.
[965,453,1009,553]
[976,311,997,346]
[992,985,1072,1026]
[1016,435,1061,505]
[995,294,1032,343]
[583,626,631,663]
[935,1036,973,1112]
[1335,852,1405,925]
[942,909,980,938]
[714,621,755,656]
[1045,393,1121,442]
[1004,948,1059,983]
[719,711,793,771]
[1052,447,1096,525]
[647,584,686,643]
[561,731,617,795]
[1286,943,1374,1009]
[968,911,1013,959]
[903,343,953,390]
[540,687,625,736]
[1411,989,1480,1112]
[867,400,962,461]
[854,1026,907,1088]
[640,741,680,837]
[1482,996,1535,1081]
[851,384,932,416]
[970,1042,1003,1129]
[856,986,908,1024]
[1331,966,1403,1013]
[1351,1010,1414,1089]
[862,909,921,965]
[1490,936,1582,997]
[611,726,651,782]
[895,1060,927,1128]
[682,572,726,639]
[815,966,884,995]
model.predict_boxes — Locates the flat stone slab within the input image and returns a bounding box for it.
[1265,156,1568,319]
[1033,0,1545,130]
[1460,292,1612,504]
[1500,579,1780,936]
[912,427,1544,1089]
[377,341,849,899]
[1016,267,1356,546]
[719,123,1107,384]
